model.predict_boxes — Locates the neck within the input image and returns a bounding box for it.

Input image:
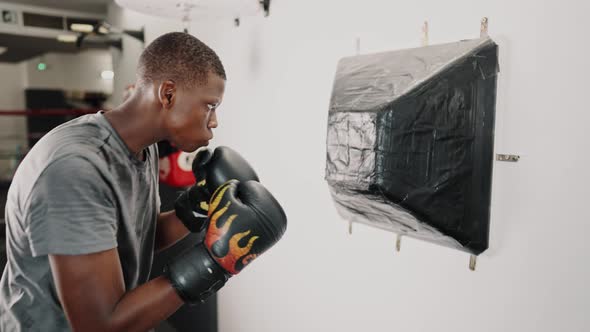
[104,95,164,158]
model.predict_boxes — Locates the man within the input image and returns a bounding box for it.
[0,32,287,331]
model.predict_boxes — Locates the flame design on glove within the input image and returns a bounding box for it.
[205,181,259,274]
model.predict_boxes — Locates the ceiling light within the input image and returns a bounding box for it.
[70,23,94,33]
[57,35,78,43]
[101,70,114,80]
[97,23,110,35]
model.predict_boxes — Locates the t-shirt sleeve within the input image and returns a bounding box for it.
[27,156,118,257]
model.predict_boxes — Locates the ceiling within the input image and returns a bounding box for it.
[0,0,112,62]
[1,0,111,14]
[0,33,110,63]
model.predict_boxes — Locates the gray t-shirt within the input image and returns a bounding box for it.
[0,112,160,331]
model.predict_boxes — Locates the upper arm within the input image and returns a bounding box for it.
[27,156,117,257]
[34,157,121,329]
[49,248,125,332]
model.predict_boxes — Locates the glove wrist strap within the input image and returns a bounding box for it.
[164,243,229,305]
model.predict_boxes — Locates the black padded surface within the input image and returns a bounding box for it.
[326,38,499,254]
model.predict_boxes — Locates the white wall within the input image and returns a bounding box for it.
[111,0,590,331]
[26,50,114,94]
[0,62,27,180]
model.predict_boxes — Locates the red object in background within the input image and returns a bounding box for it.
[159,150,197,188]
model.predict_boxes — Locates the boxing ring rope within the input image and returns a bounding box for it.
[0,109,100,116]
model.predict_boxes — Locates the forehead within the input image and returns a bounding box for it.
[194,72,225,98]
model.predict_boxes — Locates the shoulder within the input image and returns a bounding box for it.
[42,155,108,183]
[31,155,114,206]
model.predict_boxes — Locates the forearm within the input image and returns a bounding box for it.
[51,251,186,332]
[104,277,183,332]
[155,210,190,253]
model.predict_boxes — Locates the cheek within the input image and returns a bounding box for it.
[168,107,194,127]
[179,112,209,141]
[166,105,210,138]
[164,112,190,139]
[164,113,184,135]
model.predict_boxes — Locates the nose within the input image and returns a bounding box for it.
[207,111,218,129]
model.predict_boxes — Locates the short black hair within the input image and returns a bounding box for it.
[137,32,226,88]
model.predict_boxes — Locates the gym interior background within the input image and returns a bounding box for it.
[0,0,589,331]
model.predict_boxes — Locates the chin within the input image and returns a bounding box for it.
[180,141,209,153]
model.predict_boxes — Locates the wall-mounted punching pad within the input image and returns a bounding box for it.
[325,37,499,255]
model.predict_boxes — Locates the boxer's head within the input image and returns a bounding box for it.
[137,32,226,152]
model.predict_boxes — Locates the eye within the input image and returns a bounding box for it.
[206,103,218,112]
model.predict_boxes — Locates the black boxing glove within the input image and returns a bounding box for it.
[174,146,259,232]
[164,179,287,304]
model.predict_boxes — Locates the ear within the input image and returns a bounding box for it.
[158,80,176,109]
